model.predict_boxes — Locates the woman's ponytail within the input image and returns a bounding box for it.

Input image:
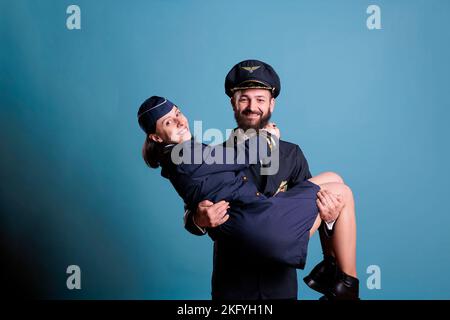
[142,136,164,169]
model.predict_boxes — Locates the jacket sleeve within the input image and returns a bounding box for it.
[181,136,274,179]
[289,145,312,187]
[183,204,207,236]
[181,144,249,179]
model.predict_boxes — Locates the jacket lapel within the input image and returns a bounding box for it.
[262,142,286,196]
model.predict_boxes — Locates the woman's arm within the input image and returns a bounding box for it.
[176,142,249,178]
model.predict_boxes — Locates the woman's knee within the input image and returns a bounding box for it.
[309,171,344,186]
[321,182,353,200]
[324,171,344,184]
[341,183,353,200]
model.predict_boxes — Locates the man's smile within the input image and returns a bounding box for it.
[242,110,262,120]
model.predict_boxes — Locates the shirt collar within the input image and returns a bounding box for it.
[228,127,258,145]
[226,128,278,156]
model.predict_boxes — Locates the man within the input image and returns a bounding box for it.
[184,59,345,300]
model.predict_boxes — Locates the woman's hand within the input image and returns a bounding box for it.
[316,190,344,222]
[194,200,230,228]
[262,122,280,139]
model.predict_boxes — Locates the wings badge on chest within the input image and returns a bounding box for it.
[274,180,288,196]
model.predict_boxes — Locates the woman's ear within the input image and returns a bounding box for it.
[149,133,163,143]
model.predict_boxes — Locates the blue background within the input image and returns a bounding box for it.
[1,0,449,299]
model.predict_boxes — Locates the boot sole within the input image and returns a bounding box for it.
[303,275,330,296]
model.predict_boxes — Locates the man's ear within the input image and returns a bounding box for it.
[149,133,163,143]
[269,97,276,113]
[230,97,237,112]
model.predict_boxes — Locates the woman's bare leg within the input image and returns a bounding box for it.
[309,182,357,278]
[309,171,344,185]
[309,214,322,237]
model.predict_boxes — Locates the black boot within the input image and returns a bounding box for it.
[303,256,337,296]
[328,271,360,300]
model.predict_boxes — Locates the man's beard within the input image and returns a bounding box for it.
[234,109,272,131]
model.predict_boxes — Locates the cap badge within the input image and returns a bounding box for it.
[241,65,260,73]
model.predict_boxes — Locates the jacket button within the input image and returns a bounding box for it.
[243,176,247,181]
[256,192,260,196]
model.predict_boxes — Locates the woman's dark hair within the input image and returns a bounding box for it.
[142,136,166,169]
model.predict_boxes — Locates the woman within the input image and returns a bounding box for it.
[138,96,359,300]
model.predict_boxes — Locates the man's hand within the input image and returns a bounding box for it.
[316,190,344,222]
[194,200,230,228]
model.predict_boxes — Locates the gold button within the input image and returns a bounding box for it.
[256,192,260,196]
[243,176,248,181]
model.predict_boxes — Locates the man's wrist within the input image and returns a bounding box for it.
[193,212,207,234]
[183,208,207,235]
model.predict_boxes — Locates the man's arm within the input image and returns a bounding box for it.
[290,145,312,185]
[184,205,207,236]
[290,145,343,234]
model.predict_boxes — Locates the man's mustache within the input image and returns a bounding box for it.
[242,109,262,116]
[234,109,272,130]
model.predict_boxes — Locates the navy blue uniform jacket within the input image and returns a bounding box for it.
[175,137,317,299]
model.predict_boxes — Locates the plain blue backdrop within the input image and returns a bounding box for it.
[1,0,449,299]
